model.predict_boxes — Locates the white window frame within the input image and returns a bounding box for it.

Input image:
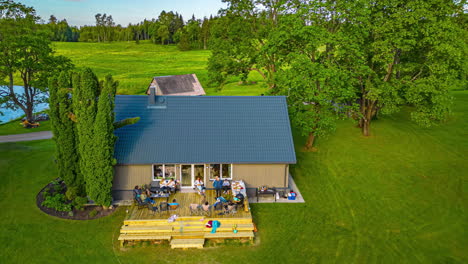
[208,164,233,180]
[152,164,176,181]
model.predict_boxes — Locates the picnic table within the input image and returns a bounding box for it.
[150,192,170,203]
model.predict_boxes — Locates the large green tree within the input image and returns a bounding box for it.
[208,0,288,89]
[275,1,359,149]
[0,0,72,122]
[353,0,466,136]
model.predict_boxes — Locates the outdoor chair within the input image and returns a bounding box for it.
[189,203,201,215]
[201,204,212,216]
[214,202,223,211]
[147,203,159,215]
[226,204,237,215]
[134,196,149,209]
[159,202,170,214]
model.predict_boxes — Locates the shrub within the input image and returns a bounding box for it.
[42,193,72,212]
[88,209,98,218]
[66,187,78,200]
[73,196,88,211]
[53,183,63,193]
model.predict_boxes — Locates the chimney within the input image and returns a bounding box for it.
[148,87,156,105]
[147,87,167,109]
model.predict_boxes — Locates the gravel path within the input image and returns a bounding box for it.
[0,131,52,143]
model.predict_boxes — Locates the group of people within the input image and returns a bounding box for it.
[133,185,155,204]
[194,176,231,196]
[159,178,177,193]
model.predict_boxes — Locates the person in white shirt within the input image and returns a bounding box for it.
[194,177,205,195]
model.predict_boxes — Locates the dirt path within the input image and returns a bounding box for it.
[0,131,52,143]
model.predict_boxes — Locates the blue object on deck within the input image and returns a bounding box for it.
[211,220,221,233]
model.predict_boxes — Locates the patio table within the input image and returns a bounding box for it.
[256,188,276,202]
[150,192,170,203]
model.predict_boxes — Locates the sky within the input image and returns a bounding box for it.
[19,0,227,27]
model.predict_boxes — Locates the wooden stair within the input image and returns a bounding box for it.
[119,216,255,248]
[170,238,204,249]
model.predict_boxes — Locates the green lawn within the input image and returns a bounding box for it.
[53,41,268,96]
[0,120,51,136]
[1,86,466,263]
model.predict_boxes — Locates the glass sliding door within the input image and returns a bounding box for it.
[194,165,204,183]
[180,165,192,188]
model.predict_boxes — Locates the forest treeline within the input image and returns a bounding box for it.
[44,11,214,50]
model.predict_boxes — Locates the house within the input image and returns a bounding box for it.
[112,87,296,200]
[145,74,205,96]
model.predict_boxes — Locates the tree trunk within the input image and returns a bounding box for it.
[362,119,370,136]
[305,132,316,149]
[25,107,34,122]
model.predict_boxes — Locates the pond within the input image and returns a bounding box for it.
[0,86,49,124]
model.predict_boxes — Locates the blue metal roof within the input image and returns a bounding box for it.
[113,95,296,164]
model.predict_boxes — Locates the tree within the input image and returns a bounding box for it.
[48,72,83,193]
[352,0,465,136]
[89,75,117,207]
[177,29,191,51]
[72,68,99,202]
[0,0,72,122]
[207,0,288,89]
[157,24,169,44]
[275,2,358,149]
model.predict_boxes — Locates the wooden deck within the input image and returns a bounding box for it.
[125,190,252,221]
[120,190,255,249]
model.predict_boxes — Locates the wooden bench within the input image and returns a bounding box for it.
[203,223,254,232]
[170,238,205,249]
[118,234,171,246]
[204,231,254,240]
[120,225,173,233]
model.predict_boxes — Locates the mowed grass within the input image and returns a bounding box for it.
[0,90,466,263]
[53,41,268,96]
[0,120,51,136]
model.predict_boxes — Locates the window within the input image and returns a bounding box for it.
[153,164,163,180]
[153,164,176,180]
[209,164,232,180]
[221,164,232,179]
[164,165,175,179]
[209,164,220,180]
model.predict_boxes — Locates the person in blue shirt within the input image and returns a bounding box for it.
[213,176,222,197]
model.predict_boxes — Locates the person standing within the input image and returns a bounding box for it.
[213,176,222,197]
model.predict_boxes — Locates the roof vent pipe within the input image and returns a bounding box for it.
[149,87,156,105]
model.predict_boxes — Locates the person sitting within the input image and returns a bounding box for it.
[133,185,142,198]
[288,190,297,200]
[194,177,205,195]
[168,199,179,210]
[167,178,176,193]
[222,179,231,194]
[213,196,228,209]
[233,193,244,204]
[202,201,210,212]
[140,191,155,204]
[160,179,169,193]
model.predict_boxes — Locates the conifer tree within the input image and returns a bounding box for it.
[72,68,99,200]
[88,75,117,206]
[48,72,83,192]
